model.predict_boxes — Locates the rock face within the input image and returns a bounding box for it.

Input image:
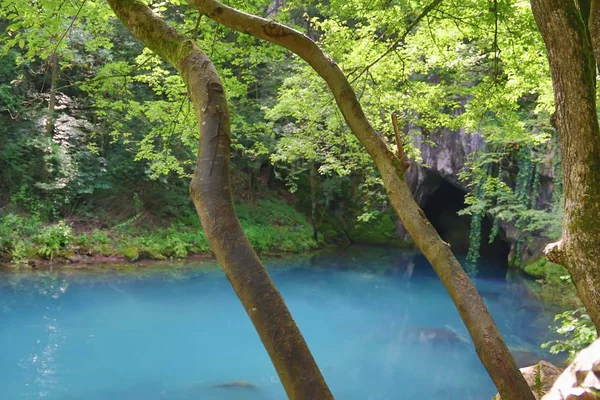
[407,127,484,193]
[493,360,563,400]
[398,125,558,264]
[543,339,600,399]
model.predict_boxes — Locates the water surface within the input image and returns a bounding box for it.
[0,246,561,399]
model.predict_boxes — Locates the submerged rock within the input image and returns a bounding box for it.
[403,326,469,346]
[493,360,562,399]
[479,290,502,301]
[511,349,544,368]
[211,380,258,390]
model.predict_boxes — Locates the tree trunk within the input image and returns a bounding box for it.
[189,1,535,398]
[105,1,333,398]
[45,52,59,137]
[309,161,318,241]
[532,0,600,331]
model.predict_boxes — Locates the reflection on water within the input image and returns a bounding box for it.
[14,275,70,398]
[0,246,564,400]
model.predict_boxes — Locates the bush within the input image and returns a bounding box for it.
[122,245,140,261]
[237,199,317,253]
[0,213,42,263]
[348,212,398,244]
[33,221,73,259]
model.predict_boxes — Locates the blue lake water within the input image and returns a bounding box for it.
[0,246,563,400]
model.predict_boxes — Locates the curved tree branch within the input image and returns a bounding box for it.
[104,0,333,398]
[188,1,535,398]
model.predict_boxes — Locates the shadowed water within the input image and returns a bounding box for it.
[0,246,563,399]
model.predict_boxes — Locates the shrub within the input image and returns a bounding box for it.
[348,212,397,244]
[0,213,42,262]
[33,221,73,259]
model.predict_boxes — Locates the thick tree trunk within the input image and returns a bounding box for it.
[532,0,600,331]
[105,1,333,398]
[189,1,535,398]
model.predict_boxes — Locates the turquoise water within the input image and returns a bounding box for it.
[0,246,561,400]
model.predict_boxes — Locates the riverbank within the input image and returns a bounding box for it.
[0,198,322,268]
[1,197,414,268]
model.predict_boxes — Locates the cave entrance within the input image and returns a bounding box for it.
[421,177,510,262]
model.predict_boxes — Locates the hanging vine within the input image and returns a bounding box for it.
[461,129,560,268]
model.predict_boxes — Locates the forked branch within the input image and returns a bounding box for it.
[391,113,410,171]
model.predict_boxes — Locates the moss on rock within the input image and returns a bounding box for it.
[523,257,569,284]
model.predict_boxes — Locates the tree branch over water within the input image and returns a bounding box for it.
[187,0,535,398]
[104,0,333,398]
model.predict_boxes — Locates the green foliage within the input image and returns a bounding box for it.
[10,240,33,264]
[0,52,22,111]
[0,198,315,264]
[542,308,597,360]
[33,221,73,259]
[0,0,568,270]
[237,199,317,252]
[0,213,41,263]
[533,363,543,399]
[523,257,568,284]
[521,257,581,309]
[122,246,140,261]
[73,230,112,256]
[460,138,563,266]
[348,212,399,245]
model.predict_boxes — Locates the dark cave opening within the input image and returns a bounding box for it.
[421,178,511,262]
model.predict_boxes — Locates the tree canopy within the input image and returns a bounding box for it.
[2,0,598,398]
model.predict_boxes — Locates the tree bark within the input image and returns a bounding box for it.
[188,1,535,398]
[590,0,600,65]
[45,52,59,137]
[105,1,333,398]
[532,0,600,331]
[309,161,318,241]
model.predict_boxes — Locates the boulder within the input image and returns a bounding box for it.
[493,360,563,399]
[543,339,600,399]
